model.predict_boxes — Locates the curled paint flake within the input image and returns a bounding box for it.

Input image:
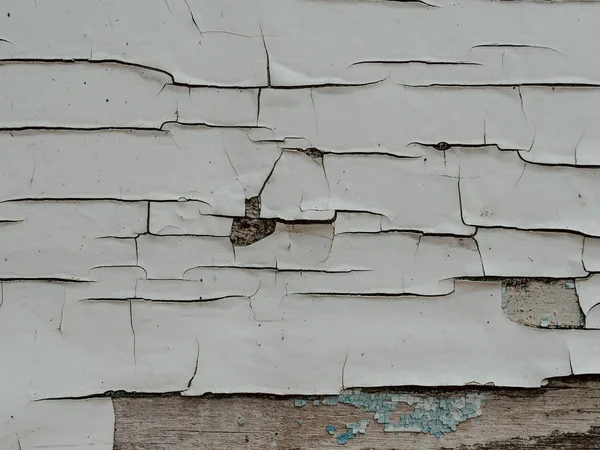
[325,425,337,435]
[294,399,307,407]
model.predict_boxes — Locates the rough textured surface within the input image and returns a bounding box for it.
[230,197,276,247]
[502,278,584,329]
[113,376,600,449]
[4,0,600,447]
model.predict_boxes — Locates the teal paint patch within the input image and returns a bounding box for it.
[237,417,245,426]
[313,400,320,406]
[565,280,576,289]
[336,429,354,445]
[322,396,339,406]
[540,314,550,328]
[294,399,307,407]
[293,391,483,444]
[298,420,303,426]
[383,396,482,438]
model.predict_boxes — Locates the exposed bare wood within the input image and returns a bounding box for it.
[113,376,600,449]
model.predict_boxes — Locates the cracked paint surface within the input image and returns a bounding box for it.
[2,0,600,448]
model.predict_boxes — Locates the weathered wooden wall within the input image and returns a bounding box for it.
[3,0,600,448]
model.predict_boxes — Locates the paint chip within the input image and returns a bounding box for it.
[294,399,307,407]
[336,429,354,445]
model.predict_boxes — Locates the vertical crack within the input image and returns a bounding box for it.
[129,300,136,365]
[582,238,589,273]
[513,161,527,191]
[260,24,271,87]
[0,281,3,310]
[221,134,246,193]
[146,201,151,234]
[310,88,318,134]
[456,168,469,228]
[517,86,527,123]
[257,149,284,198]
[483,112,488,145]
[186,339,200,390]
[183,0,203,37]
[341,352,349,391]
[256,88,262,126]
[29,160,36,190]
[248,282,262,321]
[58,293,65,337]
[574,129,584,165]
[473,234,486,277]
[514,128,535,189]
[568,349,574,375]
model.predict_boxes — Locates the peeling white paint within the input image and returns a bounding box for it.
[3,0,600,447]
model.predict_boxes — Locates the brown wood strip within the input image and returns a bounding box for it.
[113,376,600,449]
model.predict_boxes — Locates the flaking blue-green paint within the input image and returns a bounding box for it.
[322,396,339,406]
[336,429,354,445]
[294,399,307,407]
[297,390,483,444]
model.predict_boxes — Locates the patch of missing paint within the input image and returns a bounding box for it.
[500,278,584,329]
[230,197,276,247]
[298,391,483,443]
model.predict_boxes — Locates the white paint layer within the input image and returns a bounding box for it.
[3,0,600,447]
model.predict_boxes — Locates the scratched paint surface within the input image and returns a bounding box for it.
[2,0,600,448]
